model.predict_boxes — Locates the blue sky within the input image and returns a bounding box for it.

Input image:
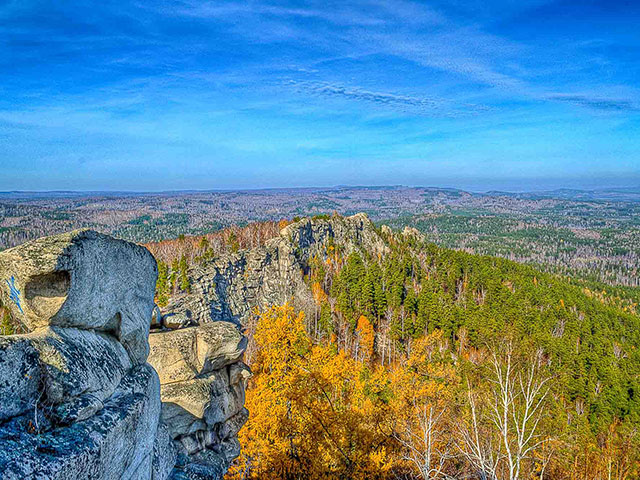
[1,0,639,191]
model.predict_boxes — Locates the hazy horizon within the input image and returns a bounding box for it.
[2,182,640,196]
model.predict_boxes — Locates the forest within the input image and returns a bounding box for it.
[141,219,640,479]
[2,215,640,479]
[224,226,640,479]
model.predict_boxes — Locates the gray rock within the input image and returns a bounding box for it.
[151,305,163,329]
[148,323,250,478]
[0,364,162,480]
[0,327,132,425]
[0,229,157,364]
[162,312,190,330]
[152,418,177,480]
[158,364,249,441]
[0,336,41,422]
[166,213,388,327]
[0,229,248,480]
[148,322,246,384]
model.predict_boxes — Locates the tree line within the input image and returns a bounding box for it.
[229,229,640,479]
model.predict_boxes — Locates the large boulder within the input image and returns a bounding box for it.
[0,229,157,364]
[0,231,172,480]
[148,322,247,384]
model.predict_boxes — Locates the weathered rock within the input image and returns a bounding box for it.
[148,322,247,384]
[148,323,250,476]
[0,327,132,422]
[165,213,388,327]
[0,336,41,422]
[151,305,163,329]
[163,312,191,330]
[0,363,162,480]
[0,229,157,364]
[152,422,177,480]
[0,230,249,480]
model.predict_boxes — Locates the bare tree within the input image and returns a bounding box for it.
[395,401,453,480]
[458,383,500,480]
[459,345,551,480]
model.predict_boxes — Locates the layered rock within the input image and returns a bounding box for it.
[148,323,250,479]
[0,230,248,480]
[166,213,388,326]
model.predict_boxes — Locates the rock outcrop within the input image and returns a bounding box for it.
[148,323,250,479]
[166,213,388,326]
[0,230,248,480]
[0,229,156,364]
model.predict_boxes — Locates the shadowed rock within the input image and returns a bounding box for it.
[148,322,250,477]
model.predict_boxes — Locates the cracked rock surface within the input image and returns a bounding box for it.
[0,231,249,480]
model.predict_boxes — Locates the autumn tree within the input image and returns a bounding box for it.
[236,304,395,480]
[390,330,459,480]
[355,315,375,362]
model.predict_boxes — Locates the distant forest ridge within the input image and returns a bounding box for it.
[2,186,640,287]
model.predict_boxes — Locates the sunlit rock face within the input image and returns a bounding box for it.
[0,229,157,364]
[0,231,248,480]
[166,213,389,327]
[148,322,250,479]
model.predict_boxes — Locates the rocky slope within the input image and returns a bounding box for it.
[164,213,388,327]
[0,230,248,480]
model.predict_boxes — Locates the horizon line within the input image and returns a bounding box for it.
[2,184,640,196]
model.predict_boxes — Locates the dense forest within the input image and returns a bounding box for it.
[3,215,640,479]
[224,225,640,479]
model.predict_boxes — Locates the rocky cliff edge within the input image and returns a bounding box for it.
[0,230,248,480]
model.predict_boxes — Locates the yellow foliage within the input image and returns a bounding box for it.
[312,281,329,305]
[234,304,395,480]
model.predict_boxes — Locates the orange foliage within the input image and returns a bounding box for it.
[356,315,375,361]
[145,221,279,265]
[232,304,396,480]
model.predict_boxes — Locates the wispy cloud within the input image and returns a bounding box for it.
[1,0,639,190]
[286,80,490,117]
[548,94,639,112]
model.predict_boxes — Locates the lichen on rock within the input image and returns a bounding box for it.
[0,230,249,480]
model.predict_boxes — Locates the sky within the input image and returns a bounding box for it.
[1,0,639,192]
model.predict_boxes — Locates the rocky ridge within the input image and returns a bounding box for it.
[0,230,248,480]
[164,213,389,327]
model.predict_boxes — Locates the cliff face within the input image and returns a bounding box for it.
[165,213,388,326]
[0,230,248,480]
[148,323,250,479]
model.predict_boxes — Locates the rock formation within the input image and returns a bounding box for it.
[166,213,388,326]
[148,323,250,479]
[0,230,248,480]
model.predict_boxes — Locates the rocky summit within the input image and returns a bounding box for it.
[164,213,389,327]
[0,230,249,480]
